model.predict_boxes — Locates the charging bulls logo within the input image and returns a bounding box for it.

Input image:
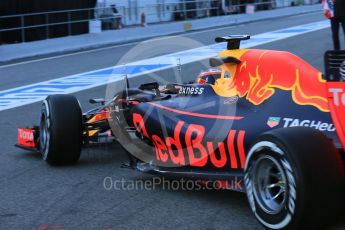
[212,49,329,112]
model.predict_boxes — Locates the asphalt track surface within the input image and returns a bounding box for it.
[1,12,345,230]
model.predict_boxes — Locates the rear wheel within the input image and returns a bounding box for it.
[40,95,83,165]
[244,127,345,230]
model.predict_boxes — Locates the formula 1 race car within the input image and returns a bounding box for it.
[16,35,345,230]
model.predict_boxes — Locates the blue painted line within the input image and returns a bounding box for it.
[274,28,308,33]
[84,68,118,76]
[0,98,39,100]
[242,37,270,44]
[83,64,171,76]
[64,75,111,79]
[0,84,91,97]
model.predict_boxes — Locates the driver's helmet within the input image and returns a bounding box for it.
[197,69,221,85]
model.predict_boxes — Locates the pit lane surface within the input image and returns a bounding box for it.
[1,12,344,230]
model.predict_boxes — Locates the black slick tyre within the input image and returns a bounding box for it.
[244,127,345,230]
[39,94,83,165]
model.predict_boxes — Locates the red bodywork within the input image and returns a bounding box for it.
[327,82,345,150]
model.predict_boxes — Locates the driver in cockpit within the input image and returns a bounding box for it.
[197,69,221,85]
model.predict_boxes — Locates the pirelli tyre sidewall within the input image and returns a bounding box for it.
[244,127,345,230]
[40,95,83,165]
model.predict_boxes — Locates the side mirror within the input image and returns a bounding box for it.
[209,57,241,67]
[139,82,159,90]
[89,98,105,105]
[209,57,224,67]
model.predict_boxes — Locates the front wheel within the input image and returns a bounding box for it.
[244,127,345,230]
[40,95,83,165]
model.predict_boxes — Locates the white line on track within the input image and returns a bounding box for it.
[0,20,330,112]
[0,25,240,69]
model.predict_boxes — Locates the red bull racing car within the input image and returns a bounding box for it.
[16,35,345,230]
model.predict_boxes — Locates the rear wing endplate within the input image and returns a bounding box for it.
[324,50,345,81]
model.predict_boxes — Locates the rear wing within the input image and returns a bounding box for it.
[325,51,345,150]
[324,50,345,81]
[215,35,250,50]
